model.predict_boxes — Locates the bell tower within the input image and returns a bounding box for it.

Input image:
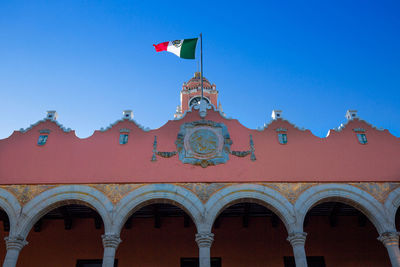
[174,72,219,118]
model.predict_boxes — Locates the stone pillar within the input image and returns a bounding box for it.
[3,236,28,267]
[195,232,214,267]
[102,234,121,267]
[287,232,308,267]
[378,232,400,267]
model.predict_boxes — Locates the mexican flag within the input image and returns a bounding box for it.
[153,38,198,59]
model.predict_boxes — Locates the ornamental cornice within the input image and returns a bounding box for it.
[18,118,72,134]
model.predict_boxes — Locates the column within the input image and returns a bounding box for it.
[195,232,214,267]
[378,232,400,267]
[102,234,121,267]
[287,232,308,267]
[3,235,28,267]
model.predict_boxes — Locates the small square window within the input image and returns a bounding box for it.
[278,133,287,144]
[119,134,129,145]
[37,135,48,146]
[357,133,368,144]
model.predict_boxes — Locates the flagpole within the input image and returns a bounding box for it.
[200,33,203,101]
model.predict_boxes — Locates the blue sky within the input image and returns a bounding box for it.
[1,0,399,138]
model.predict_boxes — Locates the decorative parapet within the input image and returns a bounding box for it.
[100,118,150,132]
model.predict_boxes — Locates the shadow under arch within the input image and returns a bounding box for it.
[0,188,21,235]
[16,185,113,238]
[204,184,295,233]
[112,184,204,234]
[294,184,388,233]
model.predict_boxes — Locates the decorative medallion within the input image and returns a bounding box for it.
[150,120,256,165]
[176,120,231,168]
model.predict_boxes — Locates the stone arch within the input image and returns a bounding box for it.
[294,183,388,233]
[16,185,114,238]
[0,188,21,235]
[204,184,295,233]
[384,186,400,231]
[112,184,204,234]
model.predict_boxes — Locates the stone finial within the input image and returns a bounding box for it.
[345,110,358,120]
[287,232,307,247]
[378,232,399,246]
[218,102,223,112]
[102,234,122,248]
[5,236,28,251]
[195,232,214,248]
[199,99,207,118]
[46,110,58,121]
[122,110,133,120]
[271,110,283,120]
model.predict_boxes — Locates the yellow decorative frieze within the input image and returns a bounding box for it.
[1,184,56,205]
[1,182,399,207]
[262,183,319,204]
[90,184,144,205]
[179,183,231,203]
[349,182,400,204]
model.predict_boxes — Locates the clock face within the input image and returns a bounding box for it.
[189,97,209,107]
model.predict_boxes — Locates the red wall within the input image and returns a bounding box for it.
[1,110,399,184]
[0,216,390,267]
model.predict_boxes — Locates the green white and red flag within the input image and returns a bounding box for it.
[153,38,198,59]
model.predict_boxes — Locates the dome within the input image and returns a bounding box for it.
[183,72,215,90]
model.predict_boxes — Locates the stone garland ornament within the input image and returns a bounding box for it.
[151,120,256,167]
[230,134,256,161]
[151,136,177,161]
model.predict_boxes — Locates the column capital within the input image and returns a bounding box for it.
[287,232,307,247]
[102,234,122,249]
[378,232,400,246]
[195,232,214,248]
[5,235,28,251]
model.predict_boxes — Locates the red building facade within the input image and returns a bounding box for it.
[0,74,400,267]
